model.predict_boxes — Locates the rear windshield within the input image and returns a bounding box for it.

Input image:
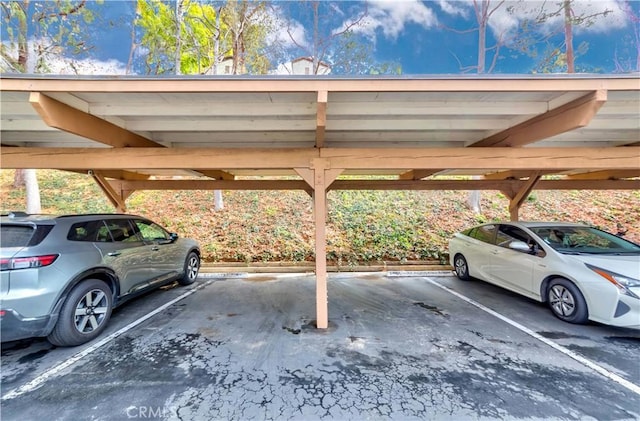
[1,225,35,247]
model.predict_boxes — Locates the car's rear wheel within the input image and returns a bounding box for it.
[547,278,588,324]
[178,251,200,286]
[453,254,470,281]
[48,279,113,347]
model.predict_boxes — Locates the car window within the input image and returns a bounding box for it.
[1,225,35,247]
[68,220,107,242]
[531,226,640,254]
[132,219,170,242]
[497,225,545,256]
[104,219,142,243]
[470,224,497,244]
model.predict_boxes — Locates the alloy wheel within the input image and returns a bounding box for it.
[549,285,575,317]
[74,289,109,333]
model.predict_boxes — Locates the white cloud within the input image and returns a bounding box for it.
[267,5,309,50]
[351,0,438,40]
[436,0,469,18]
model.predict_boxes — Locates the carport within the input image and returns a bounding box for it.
[1,74,639,329]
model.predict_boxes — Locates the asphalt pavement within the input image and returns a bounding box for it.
[1,272,639,421]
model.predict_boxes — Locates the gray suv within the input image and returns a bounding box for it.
[1,213,200,346]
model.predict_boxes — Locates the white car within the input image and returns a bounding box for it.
[448,222,640,328]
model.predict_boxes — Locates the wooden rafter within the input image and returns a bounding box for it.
[471,90,607,147]
[29,92,162,148]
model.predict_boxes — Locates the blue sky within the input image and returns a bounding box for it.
[2,0,639,75]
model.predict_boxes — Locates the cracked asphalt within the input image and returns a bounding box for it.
[1,273,639,421]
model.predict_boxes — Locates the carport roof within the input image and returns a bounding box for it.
[1,74,639,183]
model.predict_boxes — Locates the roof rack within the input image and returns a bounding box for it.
[2,211,29,218]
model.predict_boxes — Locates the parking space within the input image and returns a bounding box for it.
[2,272,639,420]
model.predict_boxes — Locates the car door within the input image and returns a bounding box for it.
[464,224,499,281]
[131,218,183,284]
[93,218,159,296]
[490,225,541,297]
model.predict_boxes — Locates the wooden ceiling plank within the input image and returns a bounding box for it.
[29,92,162,148]
[471,90,607,147]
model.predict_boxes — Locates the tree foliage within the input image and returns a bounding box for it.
[1,0,100,73]
[133,0,272,75]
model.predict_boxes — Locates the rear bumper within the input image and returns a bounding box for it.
[0,309,55,342]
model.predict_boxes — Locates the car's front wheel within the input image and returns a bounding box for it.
[547,278,588,324]
[453,254,470,281]
[178,251,200,286]
[48,279,113,347]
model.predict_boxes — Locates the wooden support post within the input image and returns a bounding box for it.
[295,160,343,329]
[504,171,542,221]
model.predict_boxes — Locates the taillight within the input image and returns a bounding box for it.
[0,254,59,271]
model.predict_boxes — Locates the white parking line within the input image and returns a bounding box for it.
[424,277,640,397]
[2,279,214,401]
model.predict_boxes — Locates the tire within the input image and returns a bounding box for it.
[547,278,588,324]
[48,279,113,347]
[453,254,470,281]
[178,251,200,286]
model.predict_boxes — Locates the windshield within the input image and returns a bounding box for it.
[0,225,35,248]
[530,226,640,255]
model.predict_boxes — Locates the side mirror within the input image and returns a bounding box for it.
[509,240,531,252]
[169,232,179,242]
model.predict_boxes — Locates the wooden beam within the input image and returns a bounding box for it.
[93,178,640,191]
[3,147,319,170]
[483,170,561,180]
[4,146,639,171]
[197,170,235,180]
[503,171,542,221]
[329,179,640,190]
[316,91,327,149]
[63,169,151,181]
[91,172,127,212]
[471,90,608,147]
[320,147,640,170]
[119,179,310,190]
[29,92,162,148]
[566,170,640,180]
[398,170,442,180]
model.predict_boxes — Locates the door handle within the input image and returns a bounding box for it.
[151,246,160,251]
[107,251,121,257]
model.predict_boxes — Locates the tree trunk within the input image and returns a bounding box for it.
[13,169,26,187]
[24,169,41,214]
[214,190,224,211]
[564,0,575,73]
